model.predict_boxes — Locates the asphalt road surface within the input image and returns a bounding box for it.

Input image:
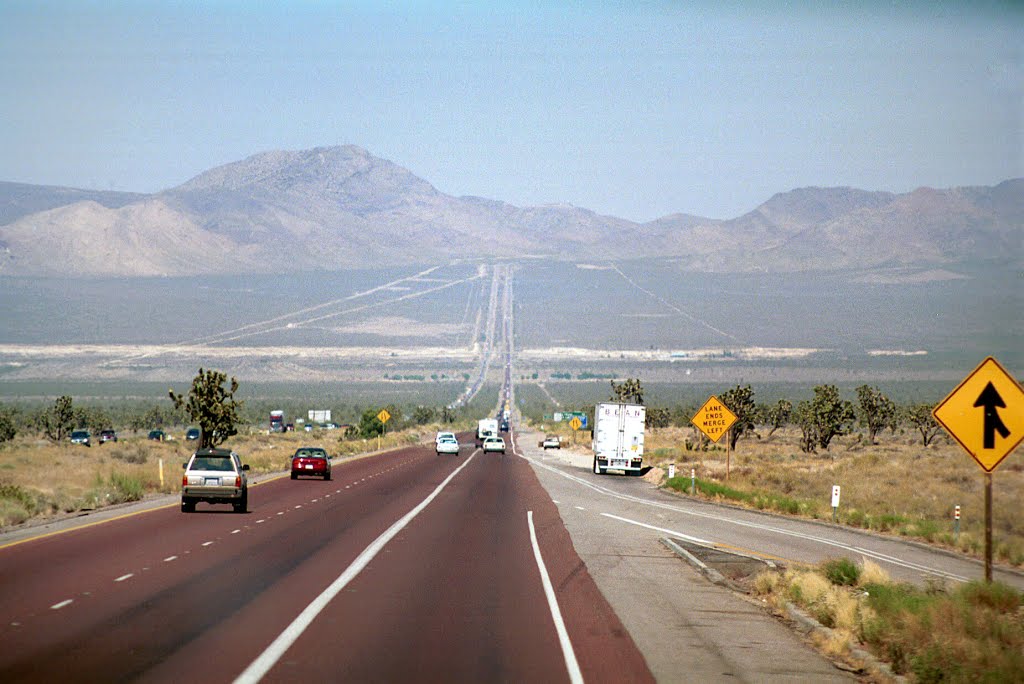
[0,436,650,683]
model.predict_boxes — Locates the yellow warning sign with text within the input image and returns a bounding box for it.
[691,396,737,444]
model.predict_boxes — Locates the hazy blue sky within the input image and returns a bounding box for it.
[2,1,1020,221]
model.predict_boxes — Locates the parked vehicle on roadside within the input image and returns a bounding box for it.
[148,429,166,441]
[541,435,561,449]
[185,427,200,441]
[181,448,250,512]
[291,447,331,480]
[70,429,91,447]
[592,402,645,475]
[98,429,117,444]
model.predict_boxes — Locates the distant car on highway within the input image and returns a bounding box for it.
[70,429,91,447]
[542,435,561,449]
[435,431,455,445]
[98,429,117,444]
[291,447,331,480]
[436,436,460,456]
[482,436,506,454]
[148,429,166,441]
[185,427,200,441]
[181,448,249,513]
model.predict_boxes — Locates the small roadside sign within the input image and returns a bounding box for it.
[831,485,841,508]
[933,356,1024,473]
[691,396,737,444]
[569,416,582,431]
[377,409,391,424]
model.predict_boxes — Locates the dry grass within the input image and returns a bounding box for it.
[649,425,1024,567]
[0,425,444,528]
[754,559,1024,681]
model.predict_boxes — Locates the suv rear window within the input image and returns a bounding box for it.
[190,456,234,471]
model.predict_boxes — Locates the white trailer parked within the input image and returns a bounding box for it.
[591,402,645,475]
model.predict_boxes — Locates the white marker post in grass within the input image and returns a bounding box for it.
[831,485,841,522]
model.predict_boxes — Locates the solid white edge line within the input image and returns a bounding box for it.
[527,510,584,684]
[233,452,478,684]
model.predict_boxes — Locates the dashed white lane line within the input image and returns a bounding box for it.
[114,573,134,582]
[277,512,284,516]
[256,519,266,524]
[574,506,586,511]
[164,555,178,562]
[202,541,214,547]
[51,599,73,610]
[232,529,241,534]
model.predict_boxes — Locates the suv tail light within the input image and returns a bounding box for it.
[234,476,241,488]
[182,474,188,486]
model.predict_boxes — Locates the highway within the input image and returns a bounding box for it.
[0,438,650,683]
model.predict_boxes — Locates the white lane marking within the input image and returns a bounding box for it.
[114,573,134,582]
[601,513,713,546]
[277,511,284,516]
[574,506,586,511]
[202,541,214,547]
[234,452,478,684]
[256,519,265,524]
[524,454,969,583]
[164,555,178,562]
[294,505,302,510]
[232,529,241,534]
[527,510,583,684]
[51,599,73,610]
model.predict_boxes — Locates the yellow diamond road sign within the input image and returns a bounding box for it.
[569,416,582,431]
[691,396,737,444]
[933,357,1024,473]
[377,409,391,424]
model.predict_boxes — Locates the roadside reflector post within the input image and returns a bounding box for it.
[691,468,696,495]
[668,463,675,479]
[831,485,841,523]
[954,504,961,541]
[159,458,164,488]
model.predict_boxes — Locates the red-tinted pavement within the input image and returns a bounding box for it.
[0,437,652,683]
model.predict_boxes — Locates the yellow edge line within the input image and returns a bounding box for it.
[712,541,793,564]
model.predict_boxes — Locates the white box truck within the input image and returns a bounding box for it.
[592,402,645,475]
[477,418,499,446]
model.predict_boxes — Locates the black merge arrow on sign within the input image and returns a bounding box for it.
[975,382,1011,450]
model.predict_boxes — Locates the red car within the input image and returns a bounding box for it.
[291,447,331,480]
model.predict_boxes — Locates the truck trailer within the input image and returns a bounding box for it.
[591,402,645,475]
[476,418,499,446]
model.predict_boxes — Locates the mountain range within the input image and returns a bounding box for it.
[0,145,1020,277]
